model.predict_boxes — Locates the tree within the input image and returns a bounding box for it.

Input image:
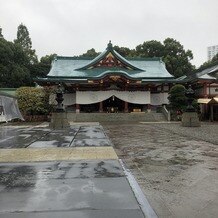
[40,54,56,65]
[30,54,56,78]
[14,23,38,64]
[198,53,218,72]
[0,27,3,39]
[0,37,31,88]
[80,48,100,58]
[136,40,164,58]
[113,45,135,57]
[168,84,187,112]
[163,38,194,78]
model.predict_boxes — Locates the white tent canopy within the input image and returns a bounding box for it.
[0,93,24,122]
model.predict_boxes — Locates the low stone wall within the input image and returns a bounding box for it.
[67,112,158,122]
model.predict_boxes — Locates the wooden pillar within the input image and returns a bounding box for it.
[203,83,208,98]
[75,86,80,113]
[99,82,104,113]
[99,101,103,113]
[210,104,214,122]
[147,87,151,112]
[124,101,128,113]
[76,104,80,113]
[124,83,129,113]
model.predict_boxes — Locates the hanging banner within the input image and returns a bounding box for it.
[76,91,150,105]
[151,93,169,105]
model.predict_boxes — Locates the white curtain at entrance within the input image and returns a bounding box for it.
[76,91,150,105]
[151,93,169,105]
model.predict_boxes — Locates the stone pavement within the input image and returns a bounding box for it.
[104,122,218,218]
[0,123,146,218]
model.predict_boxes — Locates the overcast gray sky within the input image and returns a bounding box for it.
[0,0,218,67]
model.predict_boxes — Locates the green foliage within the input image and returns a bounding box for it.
[162,38,194,78]
[40,54,56,65]
[0,27,3,38]
[136,40,164,57]
[0,38,31,88]
[30,54,57,78]
[168,84,187,111]
[80,48,100,58]
[16,87,53,115]
[198,53,218,71]
[113,46,136,58]
[0,25,54,88]
[14,23,38,64]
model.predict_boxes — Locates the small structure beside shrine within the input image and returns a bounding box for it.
[0,91,24,122]
[188,63,218,121]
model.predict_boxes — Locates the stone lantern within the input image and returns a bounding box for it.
[49,84,70,129]
[55,84,64,112]
[181,85,200,127]
[185,85,195,112]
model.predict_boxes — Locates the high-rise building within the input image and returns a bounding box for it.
[207,45,218,61]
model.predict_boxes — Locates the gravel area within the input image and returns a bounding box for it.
[150,122,218,145]
[103,122,218,218]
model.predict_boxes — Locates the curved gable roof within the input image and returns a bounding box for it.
[43,41,174,81]
[76,41,143,71]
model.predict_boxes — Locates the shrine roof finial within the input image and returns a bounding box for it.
[107,40,113,49]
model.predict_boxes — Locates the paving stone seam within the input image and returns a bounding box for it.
[24,130,52,148]
[69,126,81,147]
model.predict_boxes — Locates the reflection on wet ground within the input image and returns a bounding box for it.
[0,160,143,217]
[0,123,145,218]
[0,125,111,148]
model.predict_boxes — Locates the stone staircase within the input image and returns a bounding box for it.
[151,112,167,122]
[67,112,167,123]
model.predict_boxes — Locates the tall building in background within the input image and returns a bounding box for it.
[208,45,218,61]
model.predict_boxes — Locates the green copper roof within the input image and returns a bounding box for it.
[41,42,174,82]
[196,64,218,80]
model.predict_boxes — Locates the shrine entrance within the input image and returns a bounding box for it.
[103,96,124,113]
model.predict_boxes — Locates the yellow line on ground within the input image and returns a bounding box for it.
[0,147,118,163]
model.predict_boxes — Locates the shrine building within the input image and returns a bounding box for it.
[36,41,176,114]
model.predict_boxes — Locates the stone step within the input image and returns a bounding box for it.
[66,112,167,122]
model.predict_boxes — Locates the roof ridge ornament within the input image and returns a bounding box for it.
[107,40,113,50]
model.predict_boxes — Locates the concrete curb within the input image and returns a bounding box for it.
[119,159,158,218]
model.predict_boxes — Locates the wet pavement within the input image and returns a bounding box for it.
[0,124,111,148]
[0,160,144,218]
[0,123,146,218]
